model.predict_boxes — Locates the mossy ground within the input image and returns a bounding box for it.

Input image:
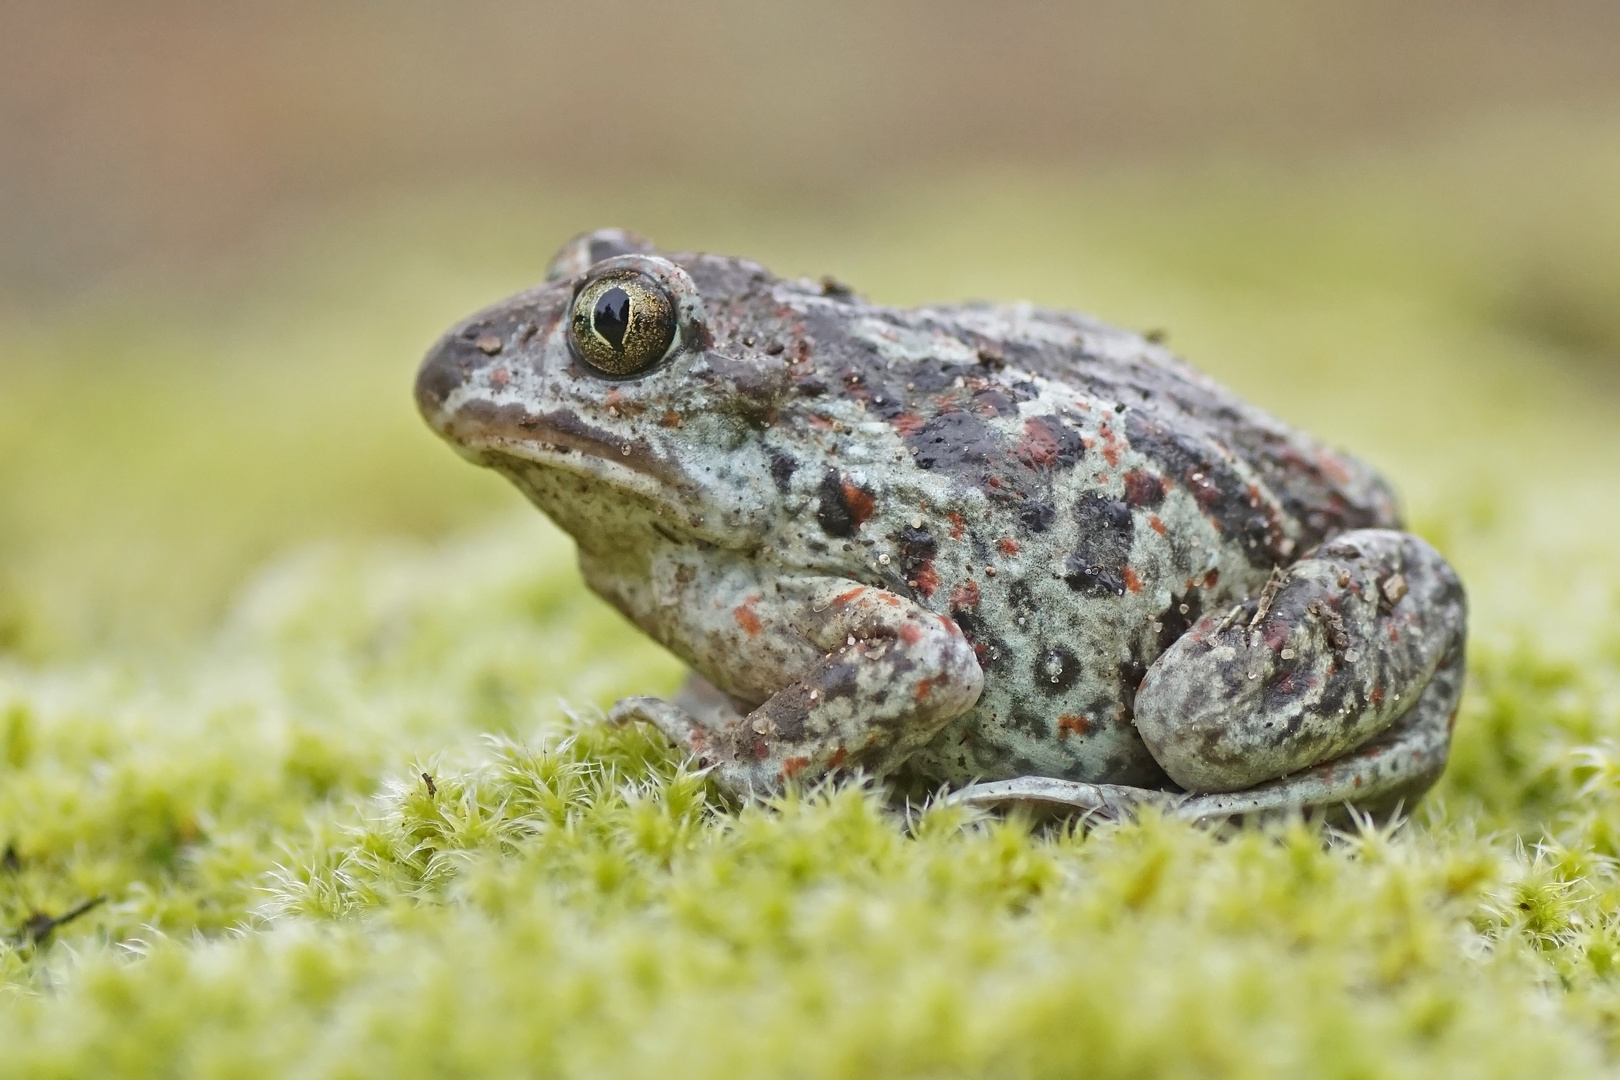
[2,123,1619,1077]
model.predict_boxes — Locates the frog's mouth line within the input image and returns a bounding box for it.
[439,398,687,504]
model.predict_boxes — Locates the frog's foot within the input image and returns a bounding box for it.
[607,675,754,755]
[1132,527,1466,806]
[941,776,1184,823]
[611,579,984,799]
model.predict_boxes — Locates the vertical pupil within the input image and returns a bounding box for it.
[592,287,631,350]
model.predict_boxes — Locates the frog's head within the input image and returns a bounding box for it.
[416,230,796,559]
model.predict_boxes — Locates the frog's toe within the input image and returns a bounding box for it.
[944,776,1184,823]
[608,696,722,763]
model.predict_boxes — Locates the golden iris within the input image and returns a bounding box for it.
[569,270,677,376]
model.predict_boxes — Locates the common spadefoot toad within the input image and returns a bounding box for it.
[416,230,1467,821]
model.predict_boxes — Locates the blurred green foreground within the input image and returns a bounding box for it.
[2,123,1620,1077]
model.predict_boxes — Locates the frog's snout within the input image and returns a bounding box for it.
[415,328,481,428]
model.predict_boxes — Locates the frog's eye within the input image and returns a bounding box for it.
[569,270,678,377]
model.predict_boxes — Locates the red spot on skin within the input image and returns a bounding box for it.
[832,588,865,607]
[1317,451,1353,485]
[1371,685,1385,706]
[879,593,900,606]
[660,410,681,428]
[1122,567,1143,593]
[1123,470,1164,506]
[841,480,876,527]
[1204,569,1220,588]
[1150,515,1167,536]
[892,413,926,436]
[1388,626,1399,642]
[751,736,770,760]
[733,598,762,636]
[490,368,510,389]
[899,623,923,645]
[1057,714,1092,739]
[915,678,934,701]
[986,476,1001,488]
[950,581,981,610]
[1014,417,1063,468]
[1354,775,1363,787]
[829,747,848,769]
[999,538,1020,555]
[913,562,940,596]
[1099,425,1122,467]
[782,756,810,779]
[948,513,965,540]
[808,415,837,431]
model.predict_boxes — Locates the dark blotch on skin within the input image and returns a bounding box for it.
[1005,700,1051,739]
[898,526,937,577]
[768,448,799,493]
[1125,410,1283,567]
[1065,492,1134,596]
[1015,415,1084,470]
[1036,646,1081,695]
[1123,469,1167,507]
[1064,556,1124,597]
[1019,501,1056,532]
[816,469,858,537]
[951,608,1010,673]
[972,389,1019,417]
[865,384,909,420]
[905,359,977,394]
[706,354,789,422]
[1156,591,1204,653]
[907,411,1007,473]
[1118,655,1149,715]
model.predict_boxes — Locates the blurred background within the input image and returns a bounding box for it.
[2,0,1619,660]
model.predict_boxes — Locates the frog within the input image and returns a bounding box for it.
[415,229,1467,822]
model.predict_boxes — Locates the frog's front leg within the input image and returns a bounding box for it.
[611,577,983,798]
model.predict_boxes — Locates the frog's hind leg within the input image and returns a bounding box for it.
[946,648,1460,826]
[1132,528,1466,811]
[1171,641,1462,823]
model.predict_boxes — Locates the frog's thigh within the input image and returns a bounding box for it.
[1133,528,1467,795]
[613,580,984,798]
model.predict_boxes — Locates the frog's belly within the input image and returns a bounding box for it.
[904,589,1208,789]
[910,684,1173,788]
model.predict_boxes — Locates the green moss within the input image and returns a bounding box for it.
[2,123,1620,1075]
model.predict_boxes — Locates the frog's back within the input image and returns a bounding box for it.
[926,300,1403,544]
